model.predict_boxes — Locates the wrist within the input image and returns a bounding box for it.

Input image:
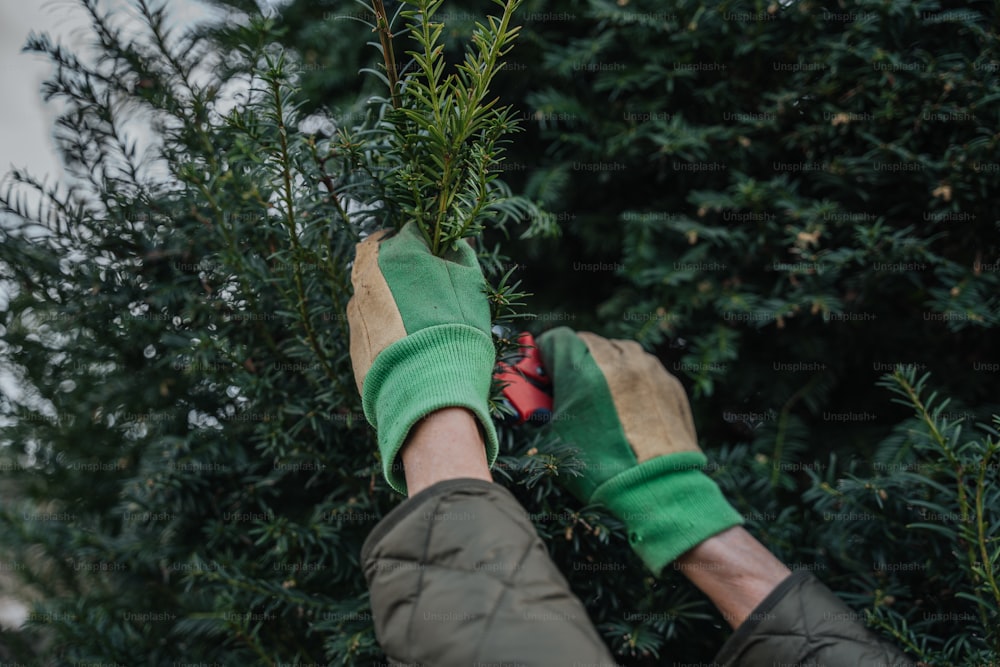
[674,526,792,628]
[401,407,492,496]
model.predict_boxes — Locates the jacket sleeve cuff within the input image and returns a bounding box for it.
[714,570,916,667]
[361,323,499,495]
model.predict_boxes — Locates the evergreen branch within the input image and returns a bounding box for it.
[264,61,343,393]
[232,623,275,666]
[371,0,401,109]
[974,442,1000,622]
[136,0,202,111]
[863,609,930,664]
[305,138,354,347]
[887,368,994,634]
[185,175,279,356]
[771,372,825,488]
[380,0,524,255]
[893,370,977,549]
[407,0,451,254]
[306,136,350,232]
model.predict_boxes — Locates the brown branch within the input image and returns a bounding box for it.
[372,0,401,109]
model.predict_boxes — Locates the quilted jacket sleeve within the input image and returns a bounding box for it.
[715,569,916,667]
[361,478,619,667]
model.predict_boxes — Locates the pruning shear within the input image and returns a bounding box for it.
[494,332,553,425]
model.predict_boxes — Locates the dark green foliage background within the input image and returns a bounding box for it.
[1,0,998,665]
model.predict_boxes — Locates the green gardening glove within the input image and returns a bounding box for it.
[347,222,498,495]
[536,327,743,575]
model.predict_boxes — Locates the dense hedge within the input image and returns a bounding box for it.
[0,1,997,665]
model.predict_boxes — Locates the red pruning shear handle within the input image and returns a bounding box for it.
[494,332,553,425]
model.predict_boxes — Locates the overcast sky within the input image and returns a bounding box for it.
[0,0,74,187]
[0,0,262,191]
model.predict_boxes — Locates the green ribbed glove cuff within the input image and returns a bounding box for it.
[362,323,499,495]
[591,451,744,576]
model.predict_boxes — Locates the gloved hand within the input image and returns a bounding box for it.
[347,222,498,494]
[536,327,743,575]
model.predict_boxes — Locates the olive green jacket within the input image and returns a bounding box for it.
[362,478,913,667]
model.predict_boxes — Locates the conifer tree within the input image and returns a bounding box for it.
[1,1,998,665]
